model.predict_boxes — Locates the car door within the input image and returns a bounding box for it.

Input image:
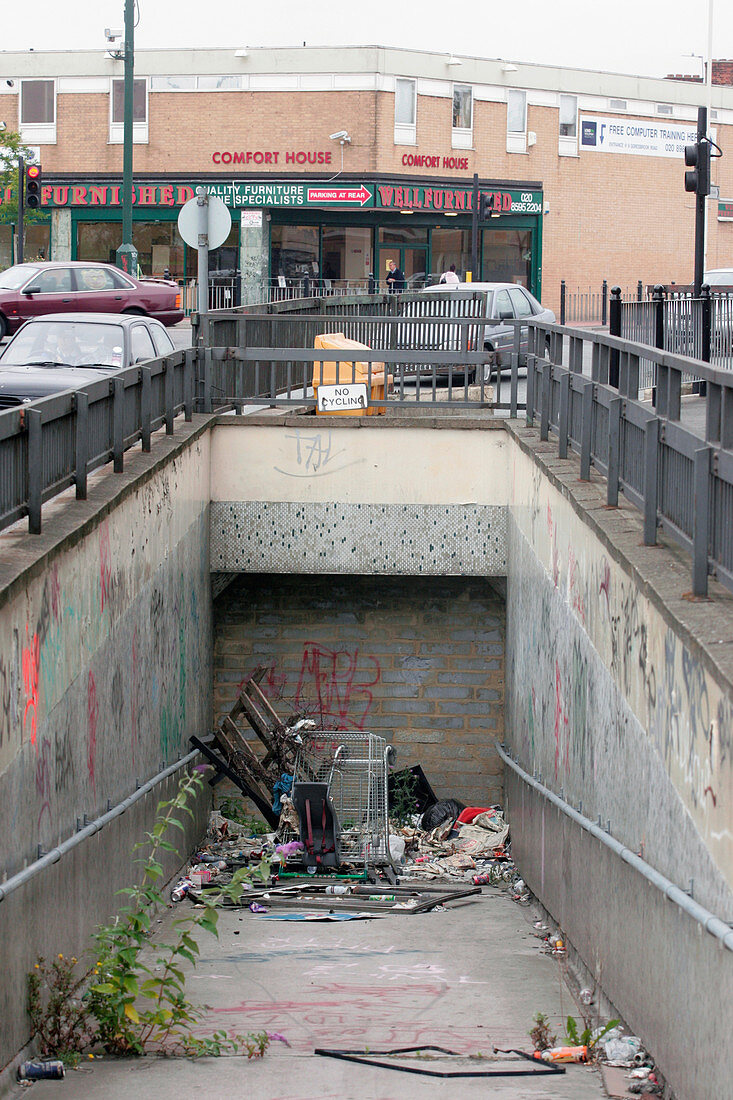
[19,266,75,321]
[72,265,134,315]
[507,287,535,360]
[490,288,516,366]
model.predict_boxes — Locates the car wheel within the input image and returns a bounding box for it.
[0,314,6,341]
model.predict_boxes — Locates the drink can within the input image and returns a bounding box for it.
[18,1061,66,1080]
[472,873,492,885]
[368,894,395,901]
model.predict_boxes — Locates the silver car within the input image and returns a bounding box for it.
[420,281,555,381]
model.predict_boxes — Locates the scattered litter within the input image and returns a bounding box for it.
[170,877,193,902]
[420,798,466,832]
[533,1045,588,1064]
[256,911,378,921]
[18,1062,65,1081]
[248,902,268,913]
[603,1036,645,1066]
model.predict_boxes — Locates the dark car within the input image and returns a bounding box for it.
[0,261,184,339]
[0,313,175,407]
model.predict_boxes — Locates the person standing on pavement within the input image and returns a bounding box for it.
[439,263,460,284]
[386,259,405,292]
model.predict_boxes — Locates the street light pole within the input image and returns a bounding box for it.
[115,0,137,275]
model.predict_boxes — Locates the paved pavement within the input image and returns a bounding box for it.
[14,890,607,1100]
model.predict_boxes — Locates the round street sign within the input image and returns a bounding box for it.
[177,193,232,250]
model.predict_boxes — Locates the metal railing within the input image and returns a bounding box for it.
[559,280,641,325]
[526,318,733,597]
[0,349,195,535]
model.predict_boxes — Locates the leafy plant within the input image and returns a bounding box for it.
[87,769,271,1056]
[389,768,420,827]
[27,954,95,1066]
[565,1014,620,1050]
[0,130,49,226]
[529,1011,557,1051]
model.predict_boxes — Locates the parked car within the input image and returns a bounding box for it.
[0,261,184,340]
[420,282,555,381]
[0,313,175,407]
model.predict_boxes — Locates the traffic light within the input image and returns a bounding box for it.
[478,192,491,220]
[684,140,710,197]
[25,163,42,208]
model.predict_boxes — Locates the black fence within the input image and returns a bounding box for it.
[559,280,642,325]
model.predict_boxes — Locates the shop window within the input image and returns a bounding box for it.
[271,225,319,286]
[20,79,56,144]
[379,226,428,245]
[110,78,148,143]
[481,229,532,288]
[452,85,473,149]
[431,227,470,285]
[394,77,416,145]
[506,89,527,154]
[559,94,578,156]
[322,227,372,288]
[76,222,185,280]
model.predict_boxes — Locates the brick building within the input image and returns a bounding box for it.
[1,45,733,309]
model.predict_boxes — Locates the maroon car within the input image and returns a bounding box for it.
[0,261,184,339]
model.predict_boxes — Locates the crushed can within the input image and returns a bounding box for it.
[18,1061,66,1080]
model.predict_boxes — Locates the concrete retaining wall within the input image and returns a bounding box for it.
[0,419,214,1073]
[213,573,505,807]
[505,424,733,1100]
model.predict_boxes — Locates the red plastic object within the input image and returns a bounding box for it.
[456,807,493,825]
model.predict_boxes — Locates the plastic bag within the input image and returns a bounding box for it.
[603,1036,643,1065]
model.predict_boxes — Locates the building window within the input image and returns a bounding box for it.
[656,103,673,115]
[559,93,578,156]
[198,75,241,90]
[20,80,55,124]
[150,75,196,92]
[452,84,473,149]
[609,98,627,111]
[506,89,527,153]
[110,78,148,144]
[111,79,147,123]
[394,77,416,145]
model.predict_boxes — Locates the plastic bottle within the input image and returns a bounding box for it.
[325,884,350,895]
[534,1046,588,1064]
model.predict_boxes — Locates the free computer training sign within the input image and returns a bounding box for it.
[580,115,699,158]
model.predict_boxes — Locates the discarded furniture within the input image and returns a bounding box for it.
[313,332,392,416]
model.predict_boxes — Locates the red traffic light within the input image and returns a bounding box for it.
[27,164,41,180]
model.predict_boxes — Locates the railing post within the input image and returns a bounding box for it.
[653,284,665,351]
[699,283,711,398]
[141,367,152,451]
[558,371,570,459]
[692,446,711,598]
[607,396,622,506]
[579,379,593,480]
[601,278,608,326]
[27,406,42,534]
[560,279,566,326]
[609,286,621,388]
[526,341,536,428]
[183,350,193,421]
[368,272,375,294]
[643,417,659,545]
[637,279,643,302]
[540,359,551,441]
[113,376,124,472]
[164,358,174,435]
[510,323,520,418]
[75,390,89,499]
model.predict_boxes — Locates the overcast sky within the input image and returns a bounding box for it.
[0,0,729,82]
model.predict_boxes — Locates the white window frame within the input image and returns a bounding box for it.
[506,89,527,154]
[19,78,56,145]
[109,77,149,144]
[394,77,416,145]
[559,93,578,156]
[451,83,473,149]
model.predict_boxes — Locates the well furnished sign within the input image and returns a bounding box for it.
[375,184,542,215]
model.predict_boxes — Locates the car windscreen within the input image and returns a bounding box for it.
[0,321,125,368]
[0,265,40,290]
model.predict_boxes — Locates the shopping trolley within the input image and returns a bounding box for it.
[290,730,397,878]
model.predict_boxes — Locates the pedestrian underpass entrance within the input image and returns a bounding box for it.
[213,574,505,809]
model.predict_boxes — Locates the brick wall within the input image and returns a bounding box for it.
[213,573,505,808]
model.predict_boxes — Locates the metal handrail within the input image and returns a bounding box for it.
[0,751,199,903]
[495,742,733,952]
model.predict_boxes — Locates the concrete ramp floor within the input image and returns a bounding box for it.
[14,891,607,1100]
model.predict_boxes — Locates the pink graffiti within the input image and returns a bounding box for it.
[568,547,586,625]
[22,627,40,747]
[100,522,112,612]
[599,559,611,612]
[87,671,98,796]
[295,644,380,729]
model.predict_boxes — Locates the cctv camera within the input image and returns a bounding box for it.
[0,122,6,132]
[329,130,349,141]
[6,80,14,88]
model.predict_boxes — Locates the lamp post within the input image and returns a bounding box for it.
[115,0,137,275]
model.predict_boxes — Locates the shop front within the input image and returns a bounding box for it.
[36,175,544,298]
